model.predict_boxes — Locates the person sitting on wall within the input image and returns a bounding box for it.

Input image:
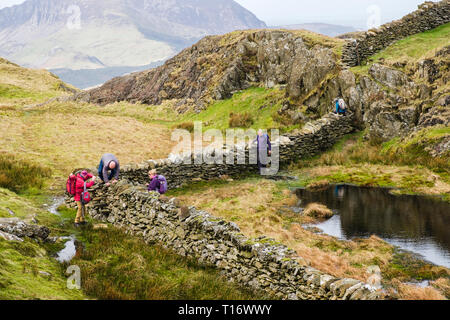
[147,169,168,194]
[334,98,347,116]
[98,153,120,187]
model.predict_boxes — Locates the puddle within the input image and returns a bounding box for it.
[48,197,65,215]
[296,184,450,268]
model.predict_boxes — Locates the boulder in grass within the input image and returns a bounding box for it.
[0,218,50,241]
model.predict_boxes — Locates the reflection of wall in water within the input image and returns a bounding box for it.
[296,186,450,252]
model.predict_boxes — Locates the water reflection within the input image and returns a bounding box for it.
[296,185,450,268]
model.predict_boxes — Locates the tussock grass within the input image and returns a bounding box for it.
[296,128,449,172]
[174,121,195,132]
[0,154,51,193]
[388,279,446,300]
[303,203,334,219]
[431,278,450,299]
[229,112,254,128]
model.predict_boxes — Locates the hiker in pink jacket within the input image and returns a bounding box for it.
[74,171,96,226]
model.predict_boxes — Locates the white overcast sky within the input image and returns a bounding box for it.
[0,0,437,28]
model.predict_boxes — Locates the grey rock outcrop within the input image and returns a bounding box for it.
[82,30,341,109]
[0,218,50,241]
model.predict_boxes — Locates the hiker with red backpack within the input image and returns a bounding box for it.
[147,169,168,195]
[67,170,96,227]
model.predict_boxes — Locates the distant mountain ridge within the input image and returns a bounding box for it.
[0,0,266,88]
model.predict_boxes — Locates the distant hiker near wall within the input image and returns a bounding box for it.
[254,129,272,175]
[98,153,120,186]
[334,98,347,116]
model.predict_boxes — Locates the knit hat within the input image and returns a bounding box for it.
[80,170,89,179]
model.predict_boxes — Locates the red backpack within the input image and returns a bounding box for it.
[66,174,77,196]
[81,180,92,204]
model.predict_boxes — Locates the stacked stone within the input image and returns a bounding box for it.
[72,181,381,300]
[111,112,356,187]
[342,1,450,67]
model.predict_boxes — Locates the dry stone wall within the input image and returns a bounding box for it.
[342,1,450,67]
[115,112,356,188]
[71,181,381,300]
[66,113,382,300]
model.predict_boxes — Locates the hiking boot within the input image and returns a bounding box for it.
[74,222,81,228]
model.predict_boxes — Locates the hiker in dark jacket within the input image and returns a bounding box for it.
[98,153,120,186]
[147,169,168,194]
[254,129,272,175]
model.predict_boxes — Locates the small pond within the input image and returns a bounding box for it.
[295,184,450,268]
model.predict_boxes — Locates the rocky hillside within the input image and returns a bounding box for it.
[0,0,266,87]
[80,21,449,147]
[80,30,344,112]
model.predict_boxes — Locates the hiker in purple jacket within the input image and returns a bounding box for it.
[98,153,120,186]
[254,129,272,175]
[147,169,168,194]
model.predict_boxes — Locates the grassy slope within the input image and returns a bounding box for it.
[0,57,176,178]
[351,23,450,77]
[179,87,301,132]
[61,208,266,300]
[0,59,260,300]
[0,58,76,106]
